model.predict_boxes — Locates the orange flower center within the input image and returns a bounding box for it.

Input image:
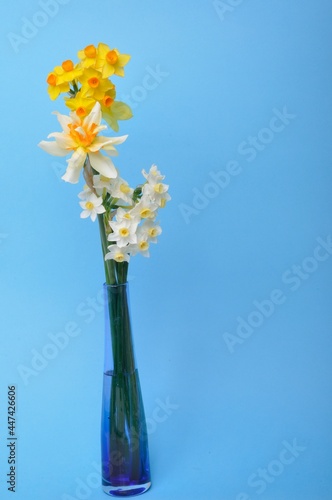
[76,107,86,117]
[68,122,98,148]
[84,45,96,58]
[102,95,114,107]
[106,50,118,65]
[62,60,74,72]
[88,77,100,88]
[47,73,57,86]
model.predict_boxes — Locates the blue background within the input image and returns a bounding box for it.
[1,0,332,499]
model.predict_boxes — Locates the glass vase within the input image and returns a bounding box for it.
[101,282,151,497]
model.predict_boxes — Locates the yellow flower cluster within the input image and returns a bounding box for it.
[46,43,132,131]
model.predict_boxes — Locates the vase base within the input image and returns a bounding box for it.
[103,481,152,497]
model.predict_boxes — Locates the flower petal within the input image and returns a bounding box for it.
[83,102,102,129]
[38,140,68,157]
[53,111,73,132]
[88,152,117,178]
[48,132,76,150]
[62,148,86,184]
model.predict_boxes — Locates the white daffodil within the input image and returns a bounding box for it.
[109,177,134,204]
[108,219,138,248]
[38,102,127,184]
[131,227,150,258]
[139,220,162,244]
[129,195,158,221]
[78,184,93,200]
[142,164,165,183]
[114,207,140,224]
[105,244,131,263]
[79,192,105,221]
[143,181,171,208]
[93,174,113,196]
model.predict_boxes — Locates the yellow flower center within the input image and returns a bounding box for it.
[139,241,149,251]
[123,213,131,220]
[102,95,114,107]
[76,107,86,117]
[140,208,153,218]
[160,199,166,208]
[85,201,94,210]
[88,77,100,88]
[62,60,74,72]
[84,45,97,58]
[100,175,110,183]
[115,253,125,263]
[119,228,130,237]
[47,73,57,86]
[106,50,118,65]
[154,183,164,194]
[148,228,158,237]
[68,122,98,148]
[120,184,130,194]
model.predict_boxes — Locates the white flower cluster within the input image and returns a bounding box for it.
[78,164,170,262]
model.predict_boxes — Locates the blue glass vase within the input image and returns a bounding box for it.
[101,282,151,496]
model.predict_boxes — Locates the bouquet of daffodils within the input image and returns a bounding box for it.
[39,43,170,284]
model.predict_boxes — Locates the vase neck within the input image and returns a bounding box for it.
[103,282,136,375]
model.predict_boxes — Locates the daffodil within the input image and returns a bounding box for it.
[108,219,138,248]
[115,208,140,224]
[65,92,96,118]
[142,164,165,183]
[105,244,131,263]
[142,164,171,207]
[38,102,127,184]
[79,68,114,101]
[143,180,171,208]
[55,60,83,84]
[46,69,70,100]
[108,177,134,205]
[93,174,113,196]
[131,228,150,258]
[78,44,98,68]
[95,43,131,78]
[130,196,158,220]
[139,220,162,243]
[102,99,133,132]
[79,192,106,221]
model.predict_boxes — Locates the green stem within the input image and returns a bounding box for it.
[98,213,116,285]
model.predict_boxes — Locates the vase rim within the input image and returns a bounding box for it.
[103,282,128,288]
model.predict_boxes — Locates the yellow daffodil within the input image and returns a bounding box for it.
[102,99,133,132]
[54,59,83,84]
[79,68,114,101]
[46,69,70,100]
[65,92,96,118]
[46,60,82,100]
[78,44,98,68]
[95,43,131,79]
